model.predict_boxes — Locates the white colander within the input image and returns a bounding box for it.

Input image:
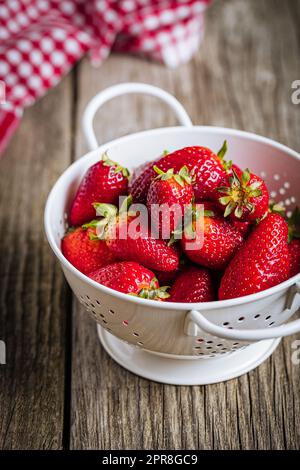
[45,83,300,385]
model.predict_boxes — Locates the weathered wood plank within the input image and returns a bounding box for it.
[0,76,73,449]
[68,0,300,450]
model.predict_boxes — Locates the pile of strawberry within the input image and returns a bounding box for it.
[62,146,300,302]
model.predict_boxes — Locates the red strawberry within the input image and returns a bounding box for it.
[289,239,300,277]
[130,144,228,204]
[88,261,169,300]
[130,159,155,190]
[154,248,186,285]
[232,220,251,236]
[147,166,194,238]
[61,225,116,275]
[181,203,244,270]
[155,268,180,286]
[217,165,269,221]
[129,150,168,202]
[94,198,180,272]
[219,213,290,300]
[69,153,129,226]
[287,207,300,277]
[169,266,214,302]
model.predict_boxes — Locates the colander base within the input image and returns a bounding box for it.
[97,326,281,385]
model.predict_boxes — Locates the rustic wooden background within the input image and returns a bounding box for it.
[0,0,300,450]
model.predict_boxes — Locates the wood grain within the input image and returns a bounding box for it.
[70,0,300,450]
[0,76,73,449]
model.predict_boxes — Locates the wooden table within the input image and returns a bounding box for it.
[1,0,300,450]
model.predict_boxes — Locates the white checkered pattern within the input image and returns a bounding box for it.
[0,0,211,155]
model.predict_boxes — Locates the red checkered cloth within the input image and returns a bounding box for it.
[0,0,211,156]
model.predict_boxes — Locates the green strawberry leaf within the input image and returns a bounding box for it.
[234,205,243,219]
[217,140,228,160]
[174,174,185,187]
[82,219,101,230]
[223,159,233,173]
[183,222,196,240]
[178,165,192,185]
[224,200,236,217]
[102,152,130,178]
[86,218,109,240]
[231,167,241,187]
[93,203,118,219]
[136,283,170,300]
[154,165,192,186]
[217,186,232,195]
[88,232,100,241]
[119,195,133,215]
[269,201,286,216]
[245,202,254,213]
[248,180,262,190]
[219,196,232,206]
[204,210,215,217]
[249,189,262,198]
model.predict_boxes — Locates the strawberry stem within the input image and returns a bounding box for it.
[216,140,232,172]
[217,167,262,218]
[217,140,227,159]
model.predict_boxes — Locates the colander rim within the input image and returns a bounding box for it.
[44,125,300,311]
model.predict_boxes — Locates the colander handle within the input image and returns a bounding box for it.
[82,82,193,150]
[185,281,300,342]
